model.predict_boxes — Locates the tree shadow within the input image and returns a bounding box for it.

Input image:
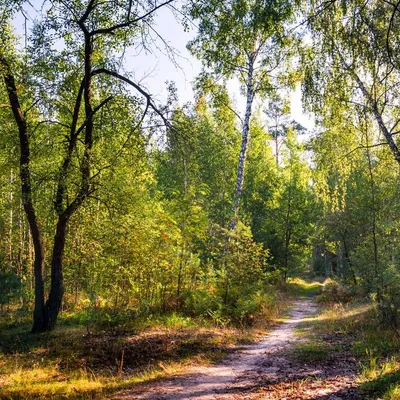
[0,302,371,399]
[111,304,368,399]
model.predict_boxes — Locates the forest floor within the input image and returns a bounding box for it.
[113,298,360,400]
[4,283,397,399]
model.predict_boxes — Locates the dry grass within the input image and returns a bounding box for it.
[0,310,277,399]
[295,300,400,400]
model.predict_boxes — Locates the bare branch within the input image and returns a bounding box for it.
[90,0,174,36]
[343,141,389,159]
[92,68,172,127]
[386,0,400,67]
[32,120,70,135]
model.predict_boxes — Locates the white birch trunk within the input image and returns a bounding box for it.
[229,55,255,230]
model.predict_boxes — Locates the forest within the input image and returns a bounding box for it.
[1,0,400,399]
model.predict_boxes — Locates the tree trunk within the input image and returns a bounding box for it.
[8,170,13,266]
[31,227,46,333]
[0,55,47,333]
[341,234,357,285]
[44,216,68,330]
[283,165,293,279]
[229,54,254,230]
[365,129,382,305]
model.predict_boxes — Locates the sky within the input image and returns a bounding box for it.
[12,1,314,131]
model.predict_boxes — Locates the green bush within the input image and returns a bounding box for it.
[231,290,278,326]
[0,272,22,307]
[181,283,279,327]
[317,278,358,304]
[182,288,223,316]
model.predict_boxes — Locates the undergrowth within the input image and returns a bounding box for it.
[302,297,400,400]
[0,288,288,399]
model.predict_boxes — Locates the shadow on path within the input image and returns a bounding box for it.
[113,299,360,399]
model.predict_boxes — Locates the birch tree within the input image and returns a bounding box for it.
[305,0,400,166]
[187,0,296,229]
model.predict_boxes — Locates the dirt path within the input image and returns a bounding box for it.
[114,299,358,399]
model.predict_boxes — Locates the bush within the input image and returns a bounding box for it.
[181,283,280,327]
[317,278,358,304]
[182,288,223,316]
[231,290,279,326]
[0,272,22,308]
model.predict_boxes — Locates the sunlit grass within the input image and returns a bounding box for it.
[383,383,400,400]
[360,354,399,381]
[3,371,104,399]
[287,278,323,298]
[0,285,293,399]
[295,302,371,337]
[2,351,239,399]
[299,299,400,400]
[0,315,273,399]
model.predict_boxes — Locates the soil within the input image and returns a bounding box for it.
[114,299,359,400]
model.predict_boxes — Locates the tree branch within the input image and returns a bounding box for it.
[90,0,174,36]
[78,0,97,25]
[343,142,389,159]
[386,0,400,67]
[91,68,172,128]
[74,95,113,138]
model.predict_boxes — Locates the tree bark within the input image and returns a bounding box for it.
[283,166,293,280]
[44,216,68,331]
[0,55,46,333]
[341,234,357,285]
[229,54,255,230]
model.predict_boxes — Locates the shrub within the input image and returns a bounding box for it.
[0,272,22,308]
[182,288,223,316]
[317,278,358,304]
[231,290,279,326]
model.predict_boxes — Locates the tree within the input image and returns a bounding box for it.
[0,0,175,332]
[305,0,400,166]
[244,127,316,280]
[187,0,296,229]
[263,95,306,167]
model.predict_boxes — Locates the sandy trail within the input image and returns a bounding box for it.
[115,299,318,400]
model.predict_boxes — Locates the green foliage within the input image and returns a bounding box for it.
[316,278,359,304]
[0,272,22,306]
[244,127,317,279]
[2,0,400,341]
[187,0,296,87]
[5,1,400,397]
[360,370,400,400]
